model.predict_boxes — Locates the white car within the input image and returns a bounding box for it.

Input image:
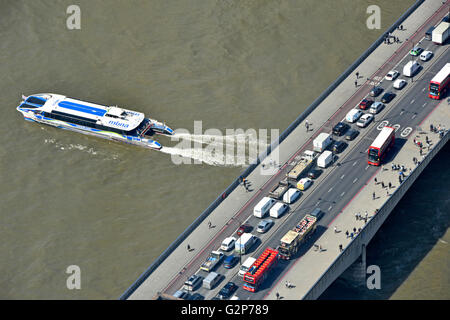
[220,236,236,251]
[345,109,363,123]
[356,113,374,128]
[419,50,432,61]
[385,70,399,81]
[393,79,407,90]
[297,178,312,191]
[283,188,301,204]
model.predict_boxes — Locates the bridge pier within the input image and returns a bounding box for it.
[341,244,367,287]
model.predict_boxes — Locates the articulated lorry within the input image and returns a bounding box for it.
[200,250,224,272]
[277,214,317,260]
[286,150,317,181]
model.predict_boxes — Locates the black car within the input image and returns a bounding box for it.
[308,169,322,179]
[310,208,324,220]
[369,86,383,97]
[332,122,350,136]
[332,140,347,153]
[381,91,396,103]
[345,129,359,141]
[188,293,204,300]
[218,282,238,299]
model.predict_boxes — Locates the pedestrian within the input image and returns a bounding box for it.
[355,212,359,220]
[285,281,289,288]
[339,244,343,252]
[358,228,362,233]
[373,192,376,200]
[364,212,368,221]
[381,181,385,188]
[353,227,357,233]
[356,71,359,79]
[354,80,358,88]
[413,138,416,144]
[374,177,378,184]
[288,281,292,288]
[345,230,349,238]
[276,292,280,300]
[391,163,395,171]
[365,211,368,218]
[208,221,212,228]
[350,232,354,239]
[334,226,338,233]
[399,176,402,184]
[387,189,390,196]
[388,182,392,189]
[187,244,191,251]
[430,124,434,132]
[420,148,423,156]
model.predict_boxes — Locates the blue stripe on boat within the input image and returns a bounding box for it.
[58,101,106,116]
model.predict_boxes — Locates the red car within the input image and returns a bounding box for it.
[236,224,252,236]
[359,98,374,110]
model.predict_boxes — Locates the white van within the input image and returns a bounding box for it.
[202,271,221,290]
[346,109,363,123]
[317,150,334,168]
[403,60,420,77]
[238,257,256,277]
[253,197,275,218]
[270,202,289,218]
[235,233,257,254]
[283,188,301,204]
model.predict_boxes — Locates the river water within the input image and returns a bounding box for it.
[1,0,447,299]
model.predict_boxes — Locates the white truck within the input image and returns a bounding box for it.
[313,133,332,153]
[286,150,317,181]
[235,233,257,255]
[317,150,334,168]
[200,250,224,272]
[432,22,450,44]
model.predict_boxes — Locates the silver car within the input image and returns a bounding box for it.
[356,113,374,128]
[369,102,385,114]
[256,219,274,233]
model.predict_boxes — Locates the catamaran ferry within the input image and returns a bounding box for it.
[17,93,174,150]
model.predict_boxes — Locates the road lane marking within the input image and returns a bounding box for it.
[353,178,358,183]
[412,114,417,119]
[422,87,426,92]
[341,191,345,197]
[422,102,427,108]
[328,187,333,193]
[328,205,333,211]
[340,174,345,180]
[410,99,415,104]
[365,165,369,170]
[353,161,358,166]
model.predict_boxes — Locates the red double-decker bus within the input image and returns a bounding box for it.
[429,63,450,99]
[368,126,395,166]
[243,247,278,292]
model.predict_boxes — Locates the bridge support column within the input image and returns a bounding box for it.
[341,244,367,287]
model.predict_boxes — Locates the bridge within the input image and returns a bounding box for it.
[121,0,450,300]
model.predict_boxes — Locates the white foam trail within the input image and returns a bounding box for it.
[173,132,268,149]
[160,146,252,167]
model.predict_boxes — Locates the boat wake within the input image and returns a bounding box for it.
[159,146,251,167]
[44,138,119,160]
[160,132,268,167]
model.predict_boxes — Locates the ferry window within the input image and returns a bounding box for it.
[26,97,46,106]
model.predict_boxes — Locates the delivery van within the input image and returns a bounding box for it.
[403,61,420,77]
[317,150,334,168]
[253,197,275,218]
[270,202,289,218]
[346,109,363,123]
[202,272,221,290]
[283,188,301,204]
[234,233,257,254]
[238,257,256,277]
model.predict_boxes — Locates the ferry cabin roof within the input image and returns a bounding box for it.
[37,95,145,132]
